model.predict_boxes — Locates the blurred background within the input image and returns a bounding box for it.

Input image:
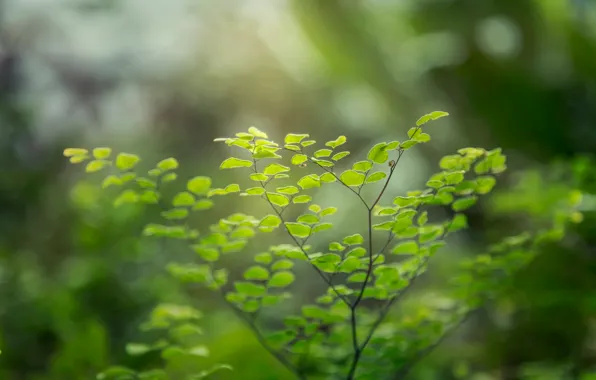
[1,0,596,379]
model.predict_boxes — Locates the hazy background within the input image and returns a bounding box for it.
[1,0,596,379]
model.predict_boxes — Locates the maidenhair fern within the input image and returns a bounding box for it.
[63,111,581,380]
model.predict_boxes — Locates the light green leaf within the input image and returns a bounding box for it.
[348,272,367,282]
[276,186,299,195]
[63,148,88,157]
[220,157,253,169]
[297,174,320,189]
[271,260,294,271]
[225,184,241,193]
[255,252,273,264]
[244,266,270,281]
[353,160,373,172]
[452,196,478,211]
[392,241,419,255]
[85,160,108,173]
[346,247,367,258]
[301,140,316,147]
[312,223,333,233]
[268,271,295,288]
[394,196,418,207]
[340,170,365,186]
[162,172,177,183]
[285,223,311,238]
[285,133,309,144]
[157,157,178,171]
[475,176,496,194]
[69,154,89,164]
[266,192,289,207]
[102,175,122,188]
[187,176,212,195]
[113,190,139,207]
[325,135,347,148]
[264,163,290,175]
[445,171,465,185]
[235,282,266,297]
[253,146,281,159]
[343,234,364,245]
[338,257,361,272]
[248,126,268,138]
[193,199,214,210]
[309,204,321,213]
[416,111,449,126]
[314,149,332,158]
[366,171,387,184]
[260,215,282,228]
[320,173,337,183]
[250,173,268,181]
[245,187,265,196]
[192,245,220,262]
[332,151,350,161]
[173,192,196,207]
[320,207,338,216]
[161,208,189,220]
[291,154,308,165]
[367,142,389,164]
[293,195,312,203]
[93,147,111,159]
[297,214,320,224]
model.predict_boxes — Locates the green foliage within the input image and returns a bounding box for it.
[63,112,583,380]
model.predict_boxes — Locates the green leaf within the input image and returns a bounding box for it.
[253,146,281,159]
[63,148,88,157]
[161,208,189,220]
[114,153,140,171]
[309,204,321,213]
[69,154,89,164]
[293,195,312,204]
[285,223,311,238]
[93,147,112,159]
[314,149,332,158]
[445,171,465,185]
[417,211,429,225]
[366,171,387,184]
[392,241,418,255]
[244,187,265,196]
[187,176,212,195]
[260,215,281,228]
[348,272,367,282]
[271,260,294,271]
[386,141,400,150]
[276,186,299,195]
[268,271,295,288]
[419,225,444,243]
[332,151,350,161]
[157,157,178,171]
[248,126,268,138]
[325,135,347,148]
[285,133,309,144]
[448,213,468,232]
[298,174,320,189]
[320,207,338,217]
[353,160,373,172]
[452,196,478,211]
[408,127,422,139]
[102,175,122,188]
[416,111,449,126]
[264,163,290,175]
[394,196,418,207]
[192,246,220,262]
[85,160,108,173]
[313,254,341,272]
[244,266,270,281]
[235,282,266,297]
[193,199,214,210]
[475,176,496,194]
[313,223,333,233]
[346,247,367,258]
[162,172,177,183]
[220,157,253,169]
[297,214,320,224]
[291,154,308,165]
[136,177,156,189]
[266,192,289,207]
[414,132,431,143]
[368,142,389,164]
[320,173,337,183]
[254,252,273,264]
[338,257,361,272]
[301,140,316,147]
[126,343,152,356]
[400,140,418,150]
[173,192,196,207]
[250,173,268,181]
[343,234,364,245]
[113,190,139,207]
[340,170,365,186]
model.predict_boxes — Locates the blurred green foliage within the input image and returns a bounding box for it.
[1,0,596,379]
